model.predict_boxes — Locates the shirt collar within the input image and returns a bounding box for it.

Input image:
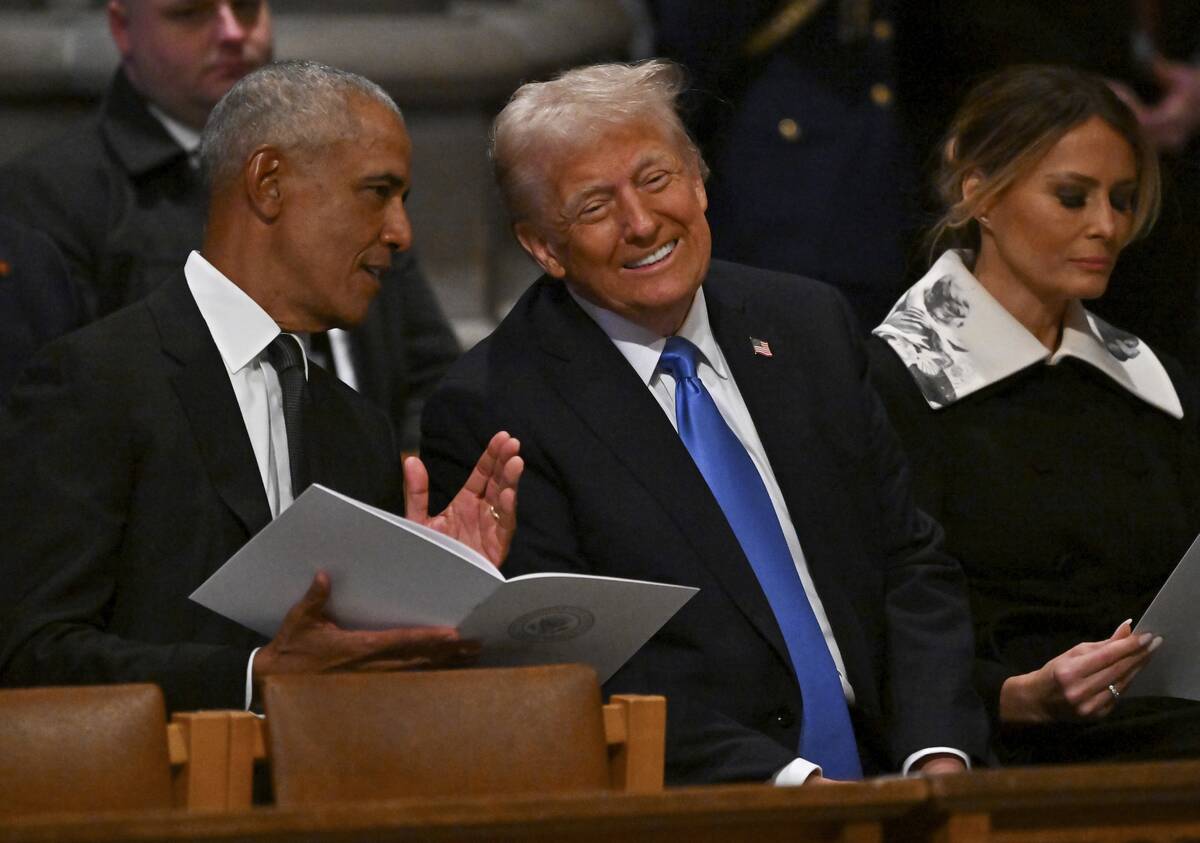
[184,251,307,378]
[872,250,1182,418]
[146,103,202,154]
[568,285,729,385]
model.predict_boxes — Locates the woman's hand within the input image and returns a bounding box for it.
[999,620,1161,724]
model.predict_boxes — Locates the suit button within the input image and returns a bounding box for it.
[872,19,894,42]
[870,83,893,107]
[771,708,796,729]
[777,117,802,142]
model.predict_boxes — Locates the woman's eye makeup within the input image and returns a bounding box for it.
[1049,178,1137,213]
[1054,187,1087,209]
[1110,188,1136,213]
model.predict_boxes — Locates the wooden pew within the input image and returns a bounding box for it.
[921,760,1200,842]
[167,711,263,811]
[603,694,669,792]
[169,693,667,810]
[0,778,929,843]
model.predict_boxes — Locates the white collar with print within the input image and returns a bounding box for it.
[872,250,1182,418]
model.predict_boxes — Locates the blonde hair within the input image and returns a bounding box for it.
[928,65,1161,258]
[490,59,707,224]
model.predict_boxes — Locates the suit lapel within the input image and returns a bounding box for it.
[708,271,872,695]
[530,281,792,669]
[148,274,273,537]
[707,270,825,525]
[304,369,400,507]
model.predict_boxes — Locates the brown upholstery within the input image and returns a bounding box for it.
[263,664,612,806]
[0,684,173,817]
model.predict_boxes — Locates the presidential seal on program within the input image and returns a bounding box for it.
[508,606,595,642]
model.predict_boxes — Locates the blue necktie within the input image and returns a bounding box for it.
[657,336,862,779]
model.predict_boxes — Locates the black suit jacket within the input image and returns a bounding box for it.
[422,261,989,784]
[0,274,400,713]
[0,70,459,449]
[0,215,84,402]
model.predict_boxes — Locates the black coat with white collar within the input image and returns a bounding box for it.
[870,332,1200,763]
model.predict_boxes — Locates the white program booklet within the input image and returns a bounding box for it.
[190,484,697,683]
[1128,531,1200,700]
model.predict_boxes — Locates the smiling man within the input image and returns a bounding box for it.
[421,60,989,785]
[0,61,522,714]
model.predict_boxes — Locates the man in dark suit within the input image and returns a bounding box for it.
[0,60,522,715]
[0,216,84,403]
[0,0,459,449]
[422,60,988,784]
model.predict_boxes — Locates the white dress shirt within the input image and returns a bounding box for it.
[570,284,968,783]
[185,250,306,707]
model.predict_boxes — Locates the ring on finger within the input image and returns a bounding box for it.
[488,504,502,522]
[1108,683,1120,700]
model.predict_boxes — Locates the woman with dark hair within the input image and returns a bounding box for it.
[870,64,1200,764]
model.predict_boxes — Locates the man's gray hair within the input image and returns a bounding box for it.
[490,59,707,224]
[200,59,402,189]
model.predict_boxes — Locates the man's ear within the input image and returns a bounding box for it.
[245,148,284,221]
[691,171,708,213]
[515,221,567,279]
[107,0,132,60]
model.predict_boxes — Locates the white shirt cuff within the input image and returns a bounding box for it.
[244,647,260,711]
[772,747,968,785]
[772,758,822,785]
[901,746,970,775]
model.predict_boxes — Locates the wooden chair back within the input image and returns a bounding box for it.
[261,664,659,806]
[0,684,173,817]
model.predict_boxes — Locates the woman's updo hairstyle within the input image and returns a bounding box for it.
[928,64,1161,256]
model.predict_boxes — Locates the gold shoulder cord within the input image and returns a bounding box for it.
[743,0,874,57]
[743,0,828,58]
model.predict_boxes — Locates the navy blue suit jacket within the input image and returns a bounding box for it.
[422,260,988,783]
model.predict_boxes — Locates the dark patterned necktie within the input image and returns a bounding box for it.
[266,334,309,497]
[657,336,862,779]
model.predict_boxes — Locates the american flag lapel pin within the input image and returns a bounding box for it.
[750,337,773,358]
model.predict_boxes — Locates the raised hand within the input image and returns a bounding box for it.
[403,430,523,568]
[1140,57,1200,153]
[1109,59,1200,153]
